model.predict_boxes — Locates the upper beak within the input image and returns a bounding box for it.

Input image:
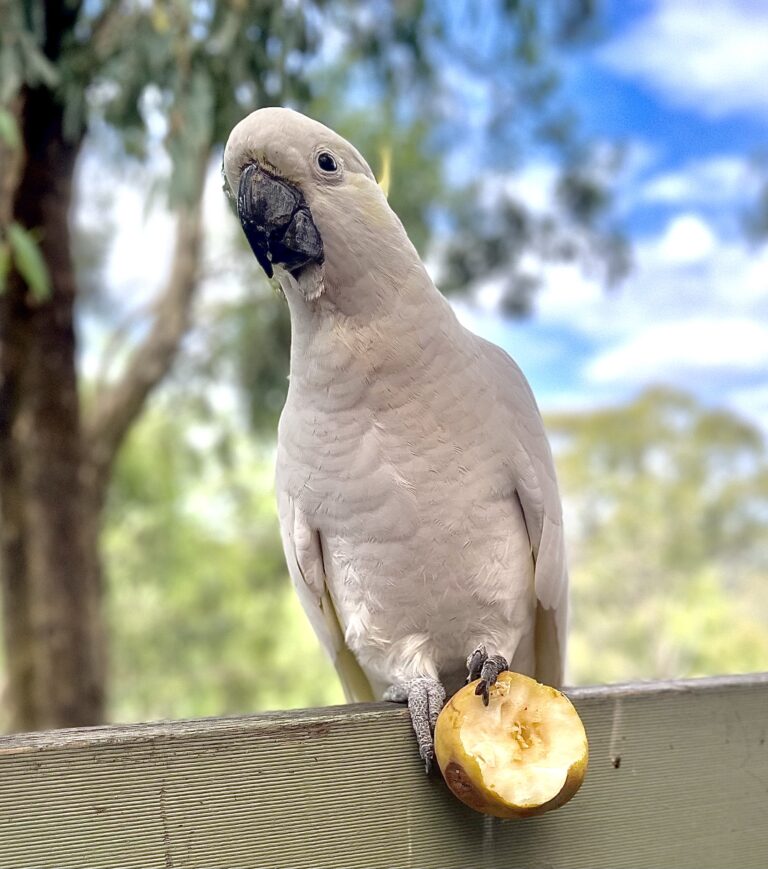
[237,164,324,278]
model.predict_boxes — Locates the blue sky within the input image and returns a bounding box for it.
[454,0,768,432]
[86,0,768,433]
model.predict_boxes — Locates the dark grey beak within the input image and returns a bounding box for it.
[237,164,323,278]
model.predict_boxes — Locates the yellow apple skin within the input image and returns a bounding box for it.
[434,672,588,819]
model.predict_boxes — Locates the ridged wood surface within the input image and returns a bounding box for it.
[0,674,767,868]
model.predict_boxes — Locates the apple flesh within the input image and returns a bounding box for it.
[434,671,588,819]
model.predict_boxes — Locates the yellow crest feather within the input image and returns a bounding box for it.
[377,145,392,198]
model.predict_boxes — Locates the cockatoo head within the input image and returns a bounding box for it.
[223,107,401,305]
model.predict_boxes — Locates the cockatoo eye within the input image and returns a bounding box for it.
[316,151,337,173]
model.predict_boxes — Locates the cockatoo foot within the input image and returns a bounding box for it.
[384,677,446,773]
[466,645,508,706]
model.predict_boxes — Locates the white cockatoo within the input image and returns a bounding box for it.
[223,108,568,769]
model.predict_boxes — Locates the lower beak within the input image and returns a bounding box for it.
[237,164,324,278]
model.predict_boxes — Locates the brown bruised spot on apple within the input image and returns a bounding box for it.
[434,671,588,819]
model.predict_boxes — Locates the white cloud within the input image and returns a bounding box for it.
[104,189,176,302]
[460,179,768,432]
[740,246,768,303]
[477,161,559,214]
[598,1,768,119]
[535,263,604,321]
[638,155,754,206]
[586,318,768,385]
[81,132,768,436]
[532,205,767,339]
[651,213,717,265]
[76,146,175,309]
[502,162,559,213]
[76,150,248,383]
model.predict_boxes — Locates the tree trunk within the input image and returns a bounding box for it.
[0,1,209,732]
[0,86,105,731]
[0,94,32,726]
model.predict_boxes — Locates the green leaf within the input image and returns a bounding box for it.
[17,32,59,89]
[0,107,21,149]
[8,222,51,301]
[0,47,22,104]
[0,242,10,293]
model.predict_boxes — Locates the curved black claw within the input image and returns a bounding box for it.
[384,677,446,773]
[466,644,487,683]
[474,654,509,706]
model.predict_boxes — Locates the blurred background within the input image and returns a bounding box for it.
[1,0,767,733]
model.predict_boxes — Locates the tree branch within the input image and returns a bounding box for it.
[0,92,33,731]
[83,152,209,497]
[0,95,25,229]
[87,0,136,60]
[91,297,155,397]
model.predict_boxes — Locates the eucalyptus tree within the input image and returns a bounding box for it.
[0,0,617,730]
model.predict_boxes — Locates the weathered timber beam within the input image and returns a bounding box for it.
[0,673,766,869]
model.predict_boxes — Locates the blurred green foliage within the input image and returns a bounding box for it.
[550,388,768,684]
[4,0,762,727]
[106,404,343,722]
[33,0,625,441]
[103,387,768,724]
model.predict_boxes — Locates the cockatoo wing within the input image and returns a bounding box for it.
[276,489,375,702]
[481,337,569,687]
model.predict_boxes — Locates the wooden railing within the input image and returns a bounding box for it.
[0,673,766,868]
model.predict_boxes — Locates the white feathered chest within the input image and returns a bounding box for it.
[275,308,538,689]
